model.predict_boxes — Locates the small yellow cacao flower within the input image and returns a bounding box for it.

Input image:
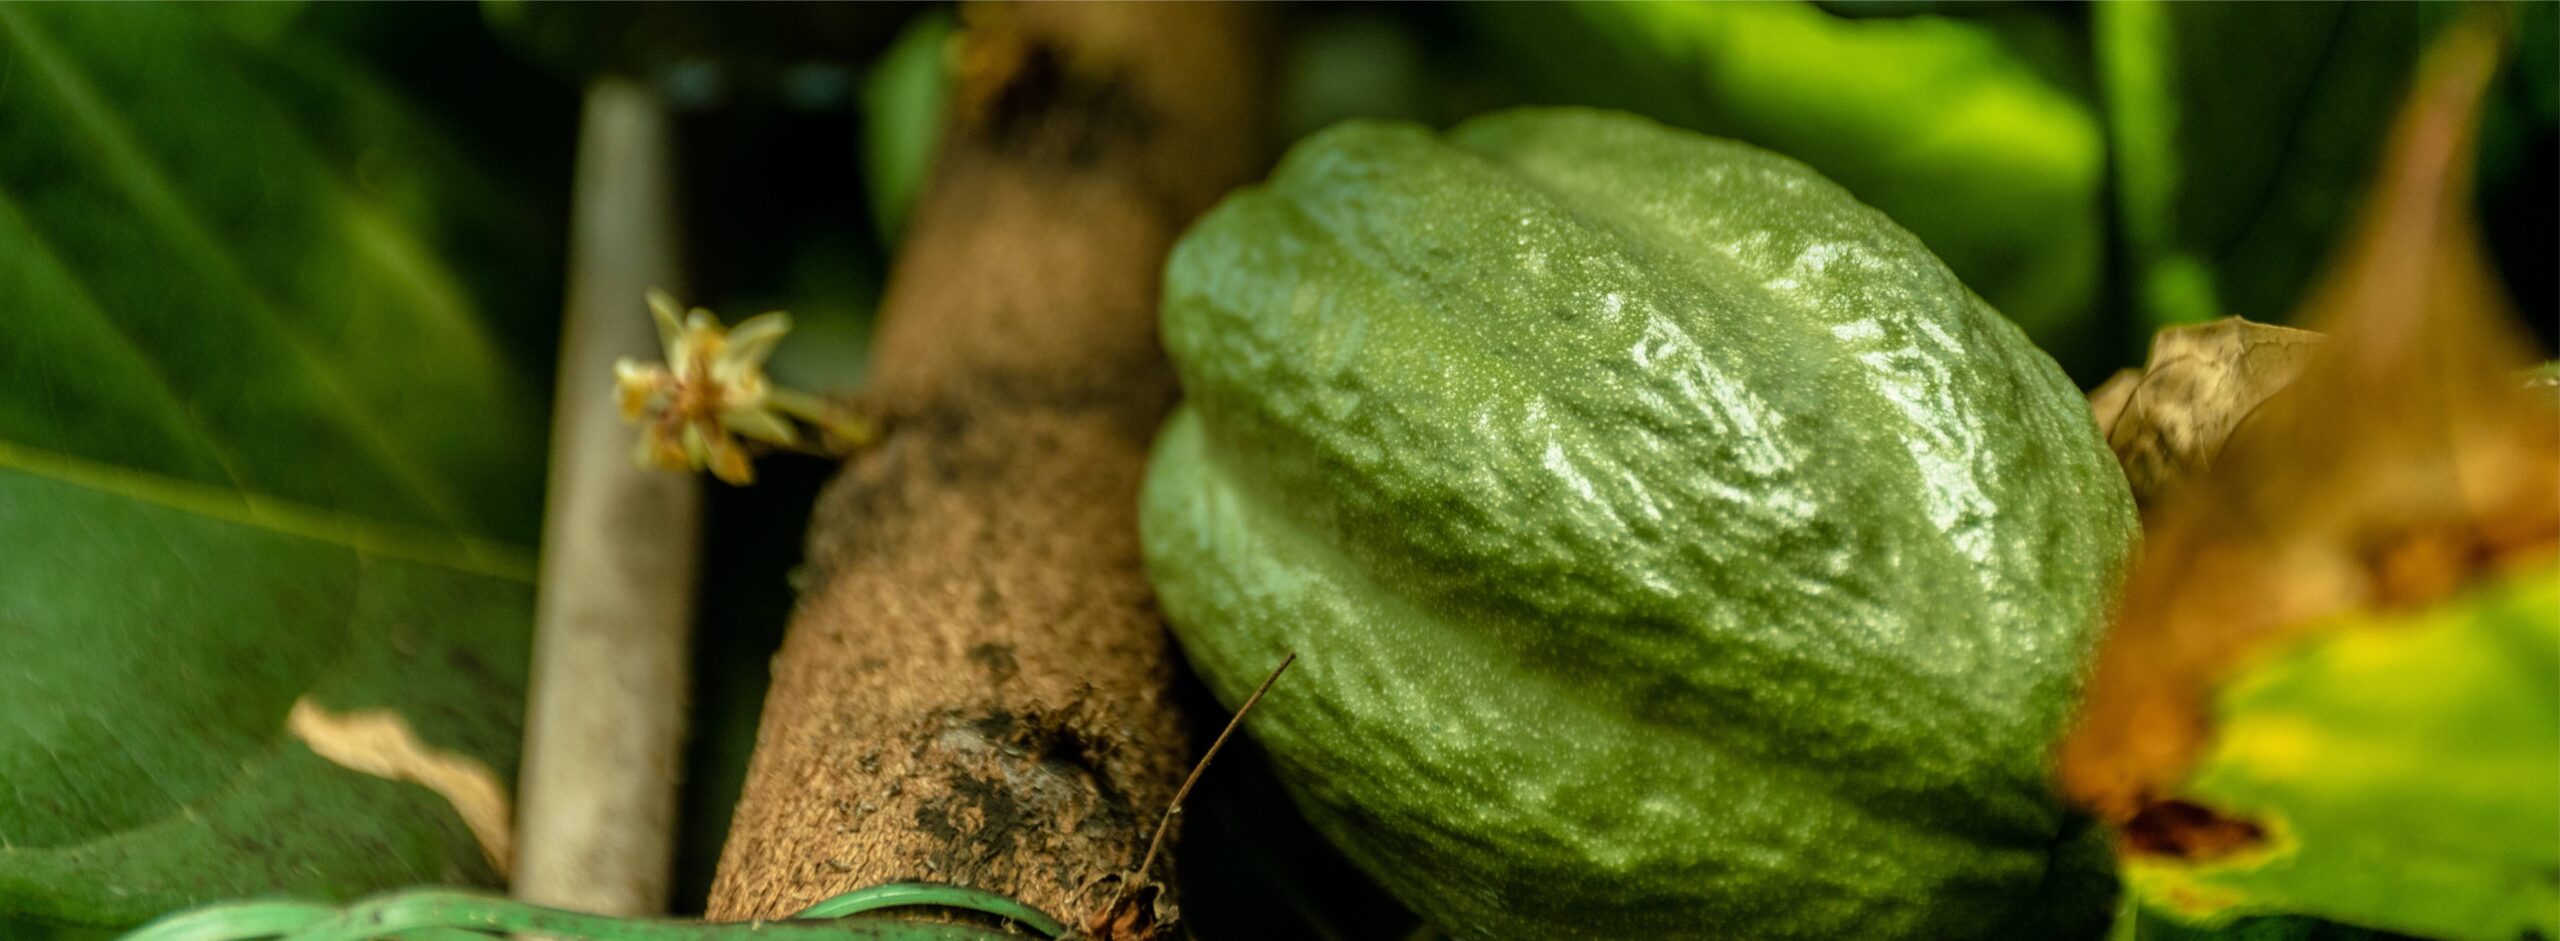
[613,289,870,485]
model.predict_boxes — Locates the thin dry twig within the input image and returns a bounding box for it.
[1087,652,1297,938]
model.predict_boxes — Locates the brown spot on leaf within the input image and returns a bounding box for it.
[2120,800,2268,861]
[288,697,512,876]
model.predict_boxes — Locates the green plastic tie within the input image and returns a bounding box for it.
[115,882,1071,941]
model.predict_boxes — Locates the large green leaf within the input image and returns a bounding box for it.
[2100,1,2455,330]
[0,4,552,930]
[1455,1,2107,362]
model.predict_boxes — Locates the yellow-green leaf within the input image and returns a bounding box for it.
[2125,560,2559,940]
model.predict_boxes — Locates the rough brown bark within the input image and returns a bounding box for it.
[706,3,1265,933]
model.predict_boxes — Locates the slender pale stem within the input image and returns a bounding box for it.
[514,78,698,916]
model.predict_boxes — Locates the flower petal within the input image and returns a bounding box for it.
[670,312,720,370]
[724,406,799,447]
[642,423,691,471]
[720,372,769,412]
[707,435,754,485]
[648,290,687,362]
[720,312,793,374]
[614,359,669,420]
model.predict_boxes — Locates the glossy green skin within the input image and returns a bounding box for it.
[1140,108,2137,939]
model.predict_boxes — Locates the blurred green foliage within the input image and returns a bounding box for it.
[861,11,954,245]
[1278,12,1437,143]
[483,1,913,103]
[1455,1,2110,364]
[2100,2,2450,331]
[2106,1,2555,347]
[1310,1,2555,374]
[0,2,561,932]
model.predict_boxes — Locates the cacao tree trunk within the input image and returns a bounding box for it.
[706,3,1266,932]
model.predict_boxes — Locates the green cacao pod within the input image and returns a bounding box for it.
[1139,108,2138,939]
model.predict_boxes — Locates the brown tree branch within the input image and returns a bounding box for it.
[706,4,1266,934]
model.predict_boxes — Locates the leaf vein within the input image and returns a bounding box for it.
[0,183,254,494]
[0,440,533,580]
[0,7,489,538]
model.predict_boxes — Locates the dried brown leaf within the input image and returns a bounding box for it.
[2060,14,2560,824]
[2092,318,2327,506]
[2087,368,2141,440]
